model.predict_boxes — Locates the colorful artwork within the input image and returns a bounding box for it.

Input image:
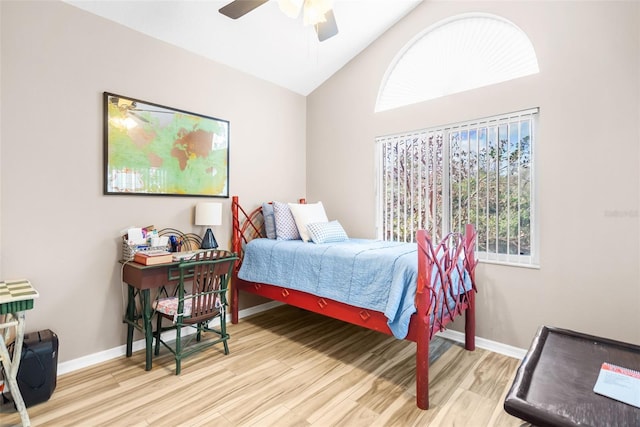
[104,92,229,197]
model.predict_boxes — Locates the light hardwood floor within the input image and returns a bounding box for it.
[3,305,529,426]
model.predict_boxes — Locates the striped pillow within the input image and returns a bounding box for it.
[307,220,348,244]
[262,202,276,239]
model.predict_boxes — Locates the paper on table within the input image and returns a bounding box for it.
[593,362,640,408]
[127,228,146,245]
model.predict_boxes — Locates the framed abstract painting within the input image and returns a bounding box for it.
[103,92,229,197]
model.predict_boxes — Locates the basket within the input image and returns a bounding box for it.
[122,239,139,261]
[122,238,169,261]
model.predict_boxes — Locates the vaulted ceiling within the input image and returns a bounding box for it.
[64,0,423,95]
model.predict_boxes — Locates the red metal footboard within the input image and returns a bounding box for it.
[230,196,477,410]
[414,225,477,409]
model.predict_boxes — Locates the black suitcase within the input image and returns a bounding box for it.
[15,329,58,407]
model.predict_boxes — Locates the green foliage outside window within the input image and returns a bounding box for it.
[379,113,534,261]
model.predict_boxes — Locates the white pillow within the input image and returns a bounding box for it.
[288,202,328,242]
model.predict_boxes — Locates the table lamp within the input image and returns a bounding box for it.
[195,202,222,249]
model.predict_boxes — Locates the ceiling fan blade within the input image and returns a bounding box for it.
[219,0,269,19]
[316,9,338,42]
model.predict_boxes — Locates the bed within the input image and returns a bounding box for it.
[230,196,478,410]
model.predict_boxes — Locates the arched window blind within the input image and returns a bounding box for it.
[375,13,539,112]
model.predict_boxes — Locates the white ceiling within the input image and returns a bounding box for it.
[64,0,423,95]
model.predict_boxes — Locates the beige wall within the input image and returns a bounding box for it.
[0,1,305,362]
[307,1,640,348]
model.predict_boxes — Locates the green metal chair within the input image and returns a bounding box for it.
[153,250,237,374]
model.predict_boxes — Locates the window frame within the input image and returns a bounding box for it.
[376,108,539,268]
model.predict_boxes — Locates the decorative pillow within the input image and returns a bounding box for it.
[262,202,276,239]
[307,220,349,244]
[288,201,329,242]
[273,201,301,240]
[153,295,221,323]
[153,295,192,323]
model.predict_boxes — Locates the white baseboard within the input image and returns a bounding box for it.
[436,329,527,360]
[58,301,526,376]
[57,302,283,376]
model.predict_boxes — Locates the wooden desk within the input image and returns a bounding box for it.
[121,252,230,371]
[0,279,39,427]
[121,260,182,371]
[504,326,640,426]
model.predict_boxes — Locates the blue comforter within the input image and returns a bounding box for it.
[238,238,470,339]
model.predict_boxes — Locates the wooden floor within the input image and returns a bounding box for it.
[3,305,529,426]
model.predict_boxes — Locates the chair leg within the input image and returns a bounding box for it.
[155,314,162,356]
[220,313,230,355]
[175,323,181,375]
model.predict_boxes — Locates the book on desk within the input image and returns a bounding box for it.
[133,250,173,265]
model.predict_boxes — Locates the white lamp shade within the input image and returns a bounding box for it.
[195,202,222,226]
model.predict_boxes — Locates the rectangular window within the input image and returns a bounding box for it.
[376,108,538,267]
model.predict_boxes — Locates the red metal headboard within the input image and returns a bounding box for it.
[231,196,306,272]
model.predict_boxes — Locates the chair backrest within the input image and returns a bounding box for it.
[178,250,237,324]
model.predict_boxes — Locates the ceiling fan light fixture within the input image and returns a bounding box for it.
[278,0,303,19]
[219,0,338,42]
[302,0,333,26]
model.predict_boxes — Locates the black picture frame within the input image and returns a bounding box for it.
[103,92,229,197]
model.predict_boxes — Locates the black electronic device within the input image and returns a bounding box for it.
[15,329,58,407]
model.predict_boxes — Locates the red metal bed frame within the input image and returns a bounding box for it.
[230,196,478,409]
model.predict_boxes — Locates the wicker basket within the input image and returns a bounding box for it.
[122,239,140,261]
[122,238,169,261]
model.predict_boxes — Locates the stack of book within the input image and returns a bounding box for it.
[133,250,173,265]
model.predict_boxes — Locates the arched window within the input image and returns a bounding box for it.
[375,13,539,112]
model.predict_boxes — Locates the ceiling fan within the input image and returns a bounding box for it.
[219,0,339,42]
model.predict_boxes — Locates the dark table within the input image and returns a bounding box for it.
[121,260,184,370]
[504,326,640,427]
